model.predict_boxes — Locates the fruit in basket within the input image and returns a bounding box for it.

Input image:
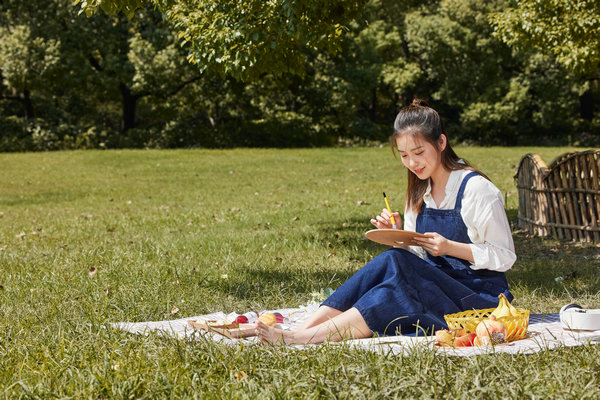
[435,329,476,347]
[491,293,519,318]
[444,298,529,344]
[258,312,277,327]
[475,315,507,345]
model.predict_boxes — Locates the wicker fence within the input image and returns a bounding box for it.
[514,150,600,243]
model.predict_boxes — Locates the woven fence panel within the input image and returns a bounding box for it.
[515,150,600,243]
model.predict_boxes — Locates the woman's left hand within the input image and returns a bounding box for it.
[413,232,449,256]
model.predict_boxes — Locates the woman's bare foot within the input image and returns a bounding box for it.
[256,321,298,345]
[256,307,372,345]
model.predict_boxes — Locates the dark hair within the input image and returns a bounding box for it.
[391,98,488,212]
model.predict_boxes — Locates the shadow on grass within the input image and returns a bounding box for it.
[206,217,387,303]
[200,265,354,310]
[508,232,600,296]
[209,213,599,305]
[310,216,390,254]
[0,190,84,206]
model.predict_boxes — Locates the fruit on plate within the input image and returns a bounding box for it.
[435,329,476,347]
[453,333,477,347]
[475,315,507,345]
[273,312,286,324]
[258,312,277,327]
[435,328,464,346]
[491,293,519,318]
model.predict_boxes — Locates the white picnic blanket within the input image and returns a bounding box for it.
[112,302,600,356]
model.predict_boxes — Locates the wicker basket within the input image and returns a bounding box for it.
[444,308,530,342]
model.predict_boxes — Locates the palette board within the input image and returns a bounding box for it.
[365,229,427,247]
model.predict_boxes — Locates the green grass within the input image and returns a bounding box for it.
[0,147,599,398]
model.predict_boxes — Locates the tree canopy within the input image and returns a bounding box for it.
[74,0,367,80]
[491,0,600,76]
[0,0,598,150]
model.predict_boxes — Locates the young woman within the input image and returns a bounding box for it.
[257,99,516,345]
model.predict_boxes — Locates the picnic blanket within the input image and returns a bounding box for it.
[112,302,600,356]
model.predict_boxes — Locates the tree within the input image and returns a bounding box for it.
[490,0,600,76]
[0,25,60,119]
[74,0,367,80]
[491,0,600,128]
[391,0,586,145]
[1,0,597,150]
[0,0,204,142]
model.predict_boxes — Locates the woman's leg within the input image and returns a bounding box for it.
[256,307,371,345]
[297,305,342,330]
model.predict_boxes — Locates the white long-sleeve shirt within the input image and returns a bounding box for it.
[403,169,516,272]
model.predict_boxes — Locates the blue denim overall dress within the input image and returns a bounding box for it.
[322,172,512,335]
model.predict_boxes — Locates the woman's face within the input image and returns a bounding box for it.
[396,132,446,181]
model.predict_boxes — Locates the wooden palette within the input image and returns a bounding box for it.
[187,320,257,338]
[365,229,427,247]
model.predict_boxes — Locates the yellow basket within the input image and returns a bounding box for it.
[444,308,530,342]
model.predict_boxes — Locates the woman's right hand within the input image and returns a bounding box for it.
[370,208,402,230]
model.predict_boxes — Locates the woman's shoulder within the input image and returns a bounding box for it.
[461,170,503,200]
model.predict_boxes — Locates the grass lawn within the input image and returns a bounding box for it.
[0,146,599,398]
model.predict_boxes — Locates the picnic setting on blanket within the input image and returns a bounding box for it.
[111,100,600,356]
[114,301,600,356]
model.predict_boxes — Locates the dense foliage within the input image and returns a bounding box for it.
[0,0,598,151]
[75,0,367,80]
[491,0,600,76]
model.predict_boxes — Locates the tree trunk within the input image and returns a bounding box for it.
[13,88,35,119]
[579,88,594,120]
[369,87,377,122]
[119,83,137,132]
